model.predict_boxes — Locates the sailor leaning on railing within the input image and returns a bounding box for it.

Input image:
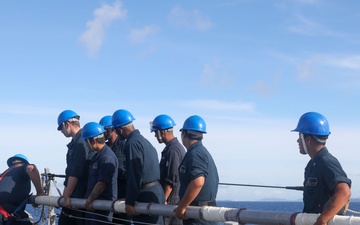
[291,112,352,225]
[0,154,45,224]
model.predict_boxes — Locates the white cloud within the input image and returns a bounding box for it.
[179,99,255,112]
[0,104,58,115]
[168,6,212,31]
[79,0,126,57]
[293,0,320,4]
[128,25,159,44]
[199,62,237,89]
[296,54,360,91]
[287,14,343,37]
[327,55,360,70]
[298,54,360,80]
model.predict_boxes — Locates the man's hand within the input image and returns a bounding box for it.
[85,200,94,211]
[314,215,327,225]
[32,192,46,208]
[125,204,139,217]
[62,196,71,208]
[175,205,187,220]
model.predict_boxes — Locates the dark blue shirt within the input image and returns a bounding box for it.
[0,165,30,213]
[65,129,88,198]
[124,129,162,205]
[179,141,219,203]
[86,145,118,201]
[111,137,126,181]
[303,147,351,213]
[108,137,127,198]
[160,137,186,204]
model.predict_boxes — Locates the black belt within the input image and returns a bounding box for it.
[141,181,159,189]
[190,200,216,206]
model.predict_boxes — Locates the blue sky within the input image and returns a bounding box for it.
[1,0,360,201]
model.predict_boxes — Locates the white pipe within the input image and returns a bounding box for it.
[28,196,360,225]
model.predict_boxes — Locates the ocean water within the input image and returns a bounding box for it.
[25,201,360,224]
[217,201,360,215]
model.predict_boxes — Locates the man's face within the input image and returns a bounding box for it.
[61,121,71,138]
[115,127,126,140]
[104,128,111,141]
[297,133,307,155]
[180,131,186,145]
[85,139,95,152]
[154,130,163,143]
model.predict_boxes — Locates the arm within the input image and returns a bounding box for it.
[315,182,351,225]
[62,176,78,207]
[63,142,87,207]
[164,184,173,204]
[85,182,107,211]
[26,164,45,196]
[175,176,205,220]
[125,142,143,216]
[164,146,182,203]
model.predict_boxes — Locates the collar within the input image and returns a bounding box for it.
[165,137,178,146]
[92,145,108,160]
[312,147,328,163]
[67,129,82,147]
[188,140,202,152]
[127,129,140,139]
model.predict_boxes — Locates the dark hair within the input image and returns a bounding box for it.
[93,136,106,144]
[304,134,328,144]
[69,120,80,128]
[184,130,203,141]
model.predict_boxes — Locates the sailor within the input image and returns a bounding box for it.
[151,114,186,225]
[99,115,129,224]
[292,112,351,225]
[112,109,165,225]
[57,110,89,225]
[0,154,45,225]
[175,115,219,225]
[82,122,118,225]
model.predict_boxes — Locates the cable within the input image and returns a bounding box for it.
[219,182,304,191]
[44,173,305,191]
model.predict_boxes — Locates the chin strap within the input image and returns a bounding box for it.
[156,130,163,143]
[300,133,308,155]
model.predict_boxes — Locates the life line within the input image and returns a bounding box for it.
[0,168,12,181]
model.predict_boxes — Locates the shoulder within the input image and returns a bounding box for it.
[319,151,342,167]
[25,164,38,174]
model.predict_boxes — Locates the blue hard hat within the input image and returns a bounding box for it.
[151,114,176,132]
[82,122,105,140]
[292,112,331,136]
[7,154,29,167]
[57,110,80,130]
[180,115,207,133]
[112,109,135,128]
[99,115,113,129]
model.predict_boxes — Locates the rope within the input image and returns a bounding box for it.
[347,209,360,215]
[62,208,162,225]
[43,173,306,191]
[219,182,304,191]
[32,205,45,225]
